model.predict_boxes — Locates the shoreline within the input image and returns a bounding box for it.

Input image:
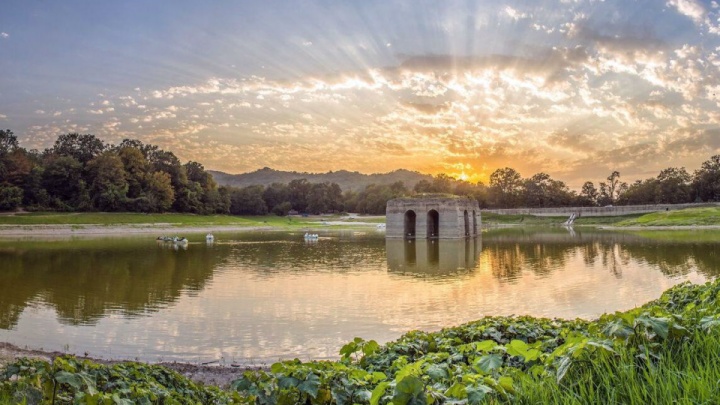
[0,342,262,388]
[0,222,381,237]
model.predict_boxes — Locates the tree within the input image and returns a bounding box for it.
[288,179,311,212]
[42,155,83,208]
[86,152,129,211]
[656,167,691,204]
[489,167,523,208]
[579,181,598,206]
[262,183,290,214]
[47,133,106,164]
[118,147,149,199]
[0,185,23,211]
[229,185,268,215]
[693,156,720,202]
[0,129,18,154]
[143,171,175,212]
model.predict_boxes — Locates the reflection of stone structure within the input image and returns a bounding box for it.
[386,196,481,239]
[386,238,482,276]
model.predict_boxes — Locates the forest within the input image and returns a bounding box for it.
[2,129,720,215]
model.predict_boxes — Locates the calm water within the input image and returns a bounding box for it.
[0,228,717,363]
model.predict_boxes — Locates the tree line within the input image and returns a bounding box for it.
[2,129,720,214]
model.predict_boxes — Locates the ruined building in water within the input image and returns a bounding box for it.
[385,196,481,239]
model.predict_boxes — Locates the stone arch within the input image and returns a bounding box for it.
[427,209,439,238]
[472,210,477,235]
[463,210,470,236]
[404,210,416,238]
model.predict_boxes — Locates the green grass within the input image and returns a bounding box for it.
[481,212,643,226]
[0,212,382,228]
[513,331,720,404]
[617,207,720,227]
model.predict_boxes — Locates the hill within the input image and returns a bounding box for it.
[209,167,433,192]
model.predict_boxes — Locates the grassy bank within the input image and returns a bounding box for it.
[481,212,643,226]
[616,206,720,227]
[0,212,382,228]
[3,279,719,404]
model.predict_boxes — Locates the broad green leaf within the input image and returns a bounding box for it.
[425,365,448,381]
[506,340,528,357]
[393,375,425,405]
[475,340,497,352]
[277,376,300,389]
[444,382,467,399]
[339,341,358,358]
[363,340,381,356]
[55,371,83,391]
[498,376,514,393]
[467,384,493,405]
[602,319,634,339]
[370,371,387,383]
[701,316,720,331]
[370,381,389,405]
[636,315,669,339]
[298,373,320,398]
[476,354,503,373]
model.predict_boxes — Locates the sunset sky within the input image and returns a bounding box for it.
[1,0,719,187]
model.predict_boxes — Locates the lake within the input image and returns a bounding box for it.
[0,228,716,364]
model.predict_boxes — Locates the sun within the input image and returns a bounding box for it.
[458,171,469,182]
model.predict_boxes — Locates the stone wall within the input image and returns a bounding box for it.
[483,202,720,217]
[386,196,481,239]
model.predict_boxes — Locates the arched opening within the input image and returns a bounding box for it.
[472,210,477,235]
[464,210,470,236]
[427,209,439,238]
[404,210,416,238]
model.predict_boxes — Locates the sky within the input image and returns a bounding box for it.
[1,0,720,187]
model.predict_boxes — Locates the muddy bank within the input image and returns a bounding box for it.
[0,342,265,388]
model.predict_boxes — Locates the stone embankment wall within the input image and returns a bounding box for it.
[386,197,480,239]
[483,203,720,217]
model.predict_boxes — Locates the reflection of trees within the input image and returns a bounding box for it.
[0,239,219,329]
[0,233,389,329]
[480,229,720,282]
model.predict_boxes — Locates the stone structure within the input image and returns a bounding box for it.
[386,196,481,239]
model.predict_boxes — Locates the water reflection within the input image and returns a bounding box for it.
[479,228,720,281]
[0,229,718,362]
[386,238,481,278]
[0,239,219,329]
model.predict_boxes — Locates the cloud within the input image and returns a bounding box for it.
[667,0,706,25]
[0,32,8,39]
[504,6,529,21]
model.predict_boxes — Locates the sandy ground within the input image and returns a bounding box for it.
[0,342,263,388]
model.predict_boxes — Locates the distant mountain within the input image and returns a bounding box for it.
[209,167,434,192]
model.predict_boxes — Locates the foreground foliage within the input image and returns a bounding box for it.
[3,280,720,404]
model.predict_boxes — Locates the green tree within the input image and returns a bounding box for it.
[0,185,23,211]
[692,156,720,202]
[47,133,106,164]
[86,152,129,211]
[578,181,598,206]
[42,155,83,209]
[656,167,691,203]
[489,167,523,208]
[143,171,175,212]
[229,185,268,215]
[262,183,290,214]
